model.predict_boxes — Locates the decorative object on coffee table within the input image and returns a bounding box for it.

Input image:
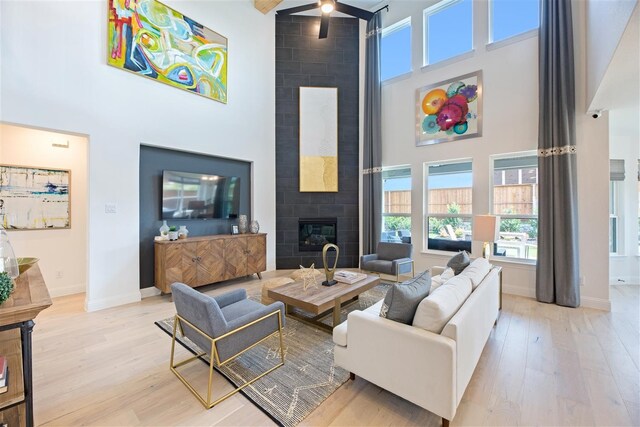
[322,243,339,286]
[249,219,260,234]
[238,215,248,234]
[300,263,318,291]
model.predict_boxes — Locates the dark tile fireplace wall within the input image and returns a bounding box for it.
[275,15,360,269]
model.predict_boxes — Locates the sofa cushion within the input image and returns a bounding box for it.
[459,257,492,290]
[446,251,471,275]
[431,267,455,291]
[379,270,431,324]
[332,321,348,347]
[365,299,384,315]
[412,275,472,333]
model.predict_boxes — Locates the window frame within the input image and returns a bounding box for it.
[381,17,413,82]
[487,0,540,47]
[609,180,620,255]
[489,151,538,263]
[381,165,412,243]
[424,158,473,254]
[422,0,474,67]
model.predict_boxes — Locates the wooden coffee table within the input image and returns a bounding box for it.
[267,274,381,332]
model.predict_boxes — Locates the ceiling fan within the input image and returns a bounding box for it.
[276,0,375,39]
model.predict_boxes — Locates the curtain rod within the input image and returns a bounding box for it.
[374,5,389,14]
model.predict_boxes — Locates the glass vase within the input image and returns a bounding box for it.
[0,226,19,279]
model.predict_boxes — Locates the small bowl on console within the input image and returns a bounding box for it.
[17,257,39,275]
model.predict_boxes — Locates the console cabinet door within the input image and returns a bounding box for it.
[224,237,248,279]
[180,242,198,286]
[247,234,266,274]
[197,239,225,285]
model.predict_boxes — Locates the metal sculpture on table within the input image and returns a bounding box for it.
[322,243,339,286]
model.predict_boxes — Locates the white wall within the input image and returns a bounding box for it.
[378,0,611,309]
[0,1,276,311]
[0,123,88,297]
[585,0,638,108]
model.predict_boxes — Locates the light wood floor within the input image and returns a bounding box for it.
[31,273,639,426]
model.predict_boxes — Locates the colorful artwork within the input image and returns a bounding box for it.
[108,0,228,103]
[416,71,482,146]
[0,166,70,230]
[299,87,338,192]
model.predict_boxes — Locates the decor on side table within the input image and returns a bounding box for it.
[167,226,178,241]
[249,220,260,234]
[415,71,482,146]
[321,243,339,286]
[178,225,189,239]
[0,165,70,230]
[159,220,169,238]
[299,87,338,192]
[473,215,500,258]
[107,0,228,103]
[0,226,18,280]
[0,272,13,305]
[17,257,39,275]
[238,215,248,234]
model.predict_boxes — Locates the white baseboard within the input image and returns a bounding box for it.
[49,283,85,298]
[140,287,161,299]
[85,291,141,312]
[502,283,611,311]
[502,283,535,299]
[581,296,611,311]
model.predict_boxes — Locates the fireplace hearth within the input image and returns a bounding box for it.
[299,218,337,251]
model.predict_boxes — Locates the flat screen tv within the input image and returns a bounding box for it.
[162,170,240,220]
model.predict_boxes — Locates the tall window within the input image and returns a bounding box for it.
[423,0,473,66]
[610,181,619,254]
[491,153,538,260]
[425,160,473,252]
[489,0,540,44]
[381,18,412,81]
[382,167,412,243]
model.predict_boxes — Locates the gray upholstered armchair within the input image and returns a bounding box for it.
[170,283,286,408]
[360,242,414,283]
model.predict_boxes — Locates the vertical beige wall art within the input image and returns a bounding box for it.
[299,87,338,192]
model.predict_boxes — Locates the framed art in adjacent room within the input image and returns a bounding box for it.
[415,70,482,146]
[0,165,71,230]
[299,87,338,192]
[107,0,228,103]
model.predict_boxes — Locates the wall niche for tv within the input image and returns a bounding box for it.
[139,145,252,289]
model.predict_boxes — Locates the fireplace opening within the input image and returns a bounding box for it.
[298,218,337,251]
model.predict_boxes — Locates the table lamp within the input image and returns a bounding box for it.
[473,215,500,259]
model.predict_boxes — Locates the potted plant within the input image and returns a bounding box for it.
[0,272,14,305]
[168,226,179,241]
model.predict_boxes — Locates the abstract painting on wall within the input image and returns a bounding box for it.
[415,71,482,146]
[0,165,70,230]
[108,0,228,103]
[299,87,338,192]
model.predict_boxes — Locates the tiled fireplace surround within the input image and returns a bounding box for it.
[275,15,360,269]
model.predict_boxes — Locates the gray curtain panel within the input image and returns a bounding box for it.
[536,0,580,307]
[362,13,383,255]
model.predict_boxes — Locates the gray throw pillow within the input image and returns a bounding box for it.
[447,251,470,275]
[379,271,432,324]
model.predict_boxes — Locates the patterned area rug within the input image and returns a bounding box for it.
[155,284,388,427]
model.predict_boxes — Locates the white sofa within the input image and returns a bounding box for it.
[333,264,501,426]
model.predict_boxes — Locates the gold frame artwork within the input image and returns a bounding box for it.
[170,309,285,409]
[299,87,338,192]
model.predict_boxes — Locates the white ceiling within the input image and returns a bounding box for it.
[276,0,385,18]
